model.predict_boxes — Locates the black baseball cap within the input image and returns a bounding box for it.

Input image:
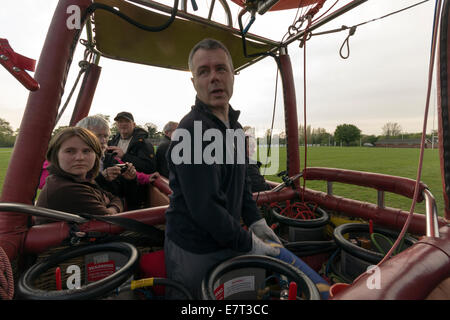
[114,111,134,122]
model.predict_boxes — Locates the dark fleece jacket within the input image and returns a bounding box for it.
[108,127,156,174]
[165,98,262,254]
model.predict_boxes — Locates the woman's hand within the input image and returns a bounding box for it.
[102,165,121,181]
[122,162,137,180]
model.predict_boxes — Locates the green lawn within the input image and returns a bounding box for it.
[260,146,443,216]
[0,146,444,215]
[0,148,12,194]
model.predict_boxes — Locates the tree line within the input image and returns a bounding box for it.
[0,117,436,148]
[0,115,165,148]
[263,122,436,146]
[0,118,16,147]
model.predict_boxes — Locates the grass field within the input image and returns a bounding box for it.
[0,146,444,215]
[260,146,442,216]
[0,148,12,195]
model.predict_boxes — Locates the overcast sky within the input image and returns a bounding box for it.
[0,0,437,137]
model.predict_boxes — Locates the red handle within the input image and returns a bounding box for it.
[55,267,62,290]
[288,281,297,300]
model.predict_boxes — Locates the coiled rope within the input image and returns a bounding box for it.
[270,200,318,220]
[0,246,14,300]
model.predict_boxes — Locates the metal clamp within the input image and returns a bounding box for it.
[271,172,303,192]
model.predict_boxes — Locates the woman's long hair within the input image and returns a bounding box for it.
[46,127,102,181]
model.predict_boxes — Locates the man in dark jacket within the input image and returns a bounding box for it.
[164,38,281,299]
[107,111,156,174]
[245,134,272,193]
[247,161,272,193]
[156,121,178,178]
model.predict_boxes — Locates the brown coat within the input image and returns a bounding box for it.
[35,173,124,224]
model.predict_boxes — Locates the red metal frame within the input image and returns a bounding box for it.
[332,227,450,299]
[303,167,429,201]
[70,63,102,126]
[437,0,450,221]
[0,0,448,300]
[24,206,166,255]
[279,53,300,186]
[0,0,92,261]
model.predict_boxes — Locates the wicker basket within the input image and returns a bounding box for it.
[33,245,86,291]
[31,230,164,292]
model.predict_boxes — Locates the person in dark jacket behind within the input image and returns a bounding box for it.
[156,121,178,178]
[107,111,156,174]
[245,133,272,193]
[164,38,281,299]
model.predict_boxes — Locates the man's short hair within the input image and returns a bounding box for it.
[188,38,234,73]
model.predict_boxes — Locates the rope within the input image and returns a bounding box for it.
[256,66,279,205]
[350,0,443,286]
[271,200,318,220]
[265,66,280,170]
[283,0,325,42]
[339,25,356,59]
[377,0,442,265]
[308,0,431,59]
[300,17,313,201]
[55,60,89,125]
[0,246,14,300]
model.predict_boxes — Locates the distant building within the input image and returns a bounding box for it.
[374,138,433,148]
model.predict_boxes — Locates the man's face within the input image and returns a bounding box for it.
[191,48,234,110]
[116,118,135,139]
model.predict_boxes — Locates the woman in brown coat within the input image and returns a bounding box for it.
[36,127,124,224]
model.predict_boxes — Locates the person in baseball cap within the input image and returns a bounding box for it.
[114,111,134,122]
[107,111,156,175]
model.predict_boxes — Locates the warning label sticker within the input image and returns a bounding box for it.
[87,260,115,282]
[214,276,255,300]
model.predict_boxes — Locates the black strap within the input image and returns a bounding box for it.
[79,213,164,246]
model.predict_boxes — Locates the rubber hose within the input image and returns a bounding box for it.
[333,223,417,264]
[17,242,139,300]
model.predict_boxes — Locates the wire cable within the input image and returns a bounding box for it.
[84,1,179,32]
[310,0,431,39]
